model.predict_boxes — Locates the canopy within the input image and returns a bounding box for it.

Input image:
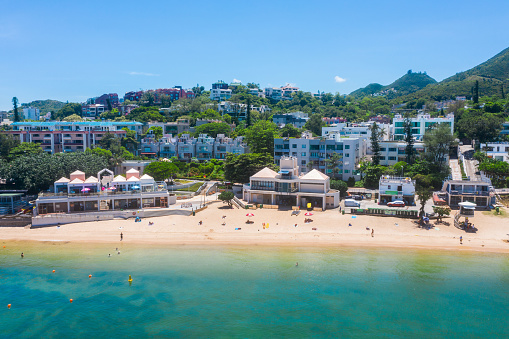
[131,185,140,189]
[81,188,90,192]
[108,186,116,190]
[304,212,313,216]
[458,201,477,209]
[246,213,254,217]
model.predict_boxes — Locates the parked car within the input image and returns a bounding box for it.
[387,200,405,207]
[344,199,361,208]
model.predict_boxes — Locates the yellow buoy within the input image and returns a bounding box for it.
[128,275,133,282]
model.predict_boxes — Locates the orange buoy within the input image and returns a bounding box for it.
[70,299,73,303]
[3,246,5,248]
[7,304,11,309]
[88,274,92,278]
[52,270,56,273]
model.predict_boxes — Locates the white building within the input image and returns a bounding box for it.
[392,113,454,141]
[210,88,232,101]
[378,176,416,205]
[22,107,40,121]
[482,142,509,163]
[273,112,309,129]
[82,104,106,118]
[378,141,427,166]
[243,156,340,210]
[35,168,170,215]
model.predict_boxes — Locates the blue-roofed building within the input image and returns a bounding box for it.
[2,121,143,154]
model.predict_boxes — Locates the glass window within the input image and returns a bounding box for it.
[388,148,396,152]
[292,144,297,148]
[389,156,396,160]
[345,145,350,149]
[302,144,306,148]
[301,152,306,156]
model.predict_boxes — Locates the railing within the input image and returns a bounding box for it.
[37,189,168,200]
[449,190,489,196]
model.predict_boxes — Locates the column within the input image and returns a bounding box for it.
[51,133,54,153]
[97,198,100,211]
[67,202,70,213]
[271,194,275,205]
[111,199,115,210]
[322,196,326,210]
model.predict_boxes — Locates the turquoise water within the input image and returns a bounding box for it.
[1,242,508,338]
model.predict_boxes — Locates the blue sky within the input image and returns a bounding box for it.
[1,0,508,110]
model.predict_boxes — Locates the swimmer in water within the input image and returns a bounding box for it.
[108,254,111,257]
[296,262,298,266]
[21,252,24,258]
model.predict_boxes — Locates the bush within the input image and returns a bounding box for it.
[347,176,356,187]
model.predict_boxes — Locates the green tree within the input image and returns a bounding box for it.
[194,122,231,138]
[246,96,252,127]
[12,97,20,122]
[0,134,20,160]
[325,152,343,178]
[106,98,113,111]
[330,179,348,197]
[370,122,381,165]
[473,80,479,104]
[8,142,43,161]
[414,174,433,221]
[54,103,82,120]
[142,91,155,106]
[404,115,415,164]
[423,123,455,172]
[121,128,138,153]
[224,153,277,183]
[244,120,278,154]
[218,190,235,207]
[144,161,179,181]
[457,114,503,145]
[279,124,301,138]
[432,206,451,223]
[127,106,165,122]
[145,126,163,140]
[62,114,84,122]
[304,113,324,135]
[100,108,122,120]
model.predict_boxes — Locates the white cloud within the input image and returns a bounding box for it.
[232,78,242,83]
[128,71,160,77]
[334,76,347,83]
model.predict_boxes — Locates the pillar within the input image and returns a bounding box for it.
[111,199,115,210]
[322,196,326,210]
[271,194,275,205]
[67,202,70,213]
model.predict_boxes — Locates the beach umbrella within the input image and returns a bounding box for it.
[131,185,140,189]
[246,213,254,217]
[108,186,116,190]
[81,188,90,192]
[304,212,313,216]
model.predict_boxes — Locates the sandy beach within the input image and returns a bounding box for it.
[1,201,509,253]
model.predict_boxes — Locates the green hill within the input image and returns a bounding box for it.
[350,83,383,97]
[350,71,437,98]
[21,100,66,114]
[398,47,509,101]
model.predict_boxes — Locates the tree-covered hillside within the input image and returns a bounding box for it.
[21,100,66,114]
[350,71,436,99]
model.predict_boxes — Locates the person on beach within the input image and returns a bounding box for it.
[460,236,463,245]
[108,254,111,257]
[21,252,24,258]
[371,229,374,237]
[120,232,123,241]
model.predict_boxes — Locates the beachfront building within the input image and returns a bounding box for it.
[392,113,454,141]
[35,168,169,215]
[242,156,340,210]
[440,179,495,208]
[0,193,24,214]
[273,112,309,129]
[2,121,143,154]
[274,135,364,181]
[378,176,416,205]
[378,141,427,166]
[214,134,249,159]
[481,142,509,163]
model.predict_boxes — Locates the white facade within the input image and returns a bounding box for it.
[243,156,340,210]
[482,142,509,163]
[392,113,454,141]
[210,88,232,101]
[378,141,426,166]
[378,176,416,205]
[23,107,40,121]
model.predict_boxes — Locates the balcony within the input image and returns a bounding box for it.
[450,190,489,196]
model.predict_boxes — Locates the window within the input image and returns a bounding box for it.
[336,145,343,150]
[292,152,297,156]
[292,144,297,148]
[388,148,396,152]
[344,170,349,173]
[380,156,386,160]
[302,144,306,148]
[389,156,396,160]
[380,148,386,151]
[301,152,306,156]
[345,153,350,157]
[301,160,306,165]
[345,145,350,149]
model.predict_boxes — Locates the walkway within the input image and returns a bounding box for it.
[449,159,462,180]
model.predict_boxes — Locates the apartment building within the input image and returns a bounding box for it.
[22,107,40,121]
[3,121,143,154]
[323,117,347,125]
[147,119,191,135]
[273,112,309,129]
[139,133,249,160]
[378,141,426,166]
[94,93,119,107]
[82,104,106,118]
[264,87,283,101]
[210,88,232,101]
[217,101,271,121]
[392,113,454,141]
[243,156,340,210]
[500,122,509,137]
[482,142,509,163]
[274,135,363,181]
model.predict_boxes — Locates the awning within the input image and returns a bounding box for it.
[141,152,157,155]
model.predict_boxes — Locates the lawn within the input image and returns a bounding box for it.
[175,182,204,192]
[482,208,508,218]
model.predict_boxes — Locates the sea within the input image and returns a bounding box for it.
[1,241,508,338]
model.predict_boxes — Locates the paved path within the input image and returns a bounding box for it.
[459,145,481,181]
[449,159,462,180]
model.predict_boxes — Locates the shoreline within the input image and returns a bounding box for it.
[1,203,509,255]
